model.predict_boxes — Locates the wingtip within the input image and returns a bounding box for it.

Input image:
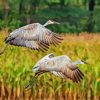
[74,69,84,83]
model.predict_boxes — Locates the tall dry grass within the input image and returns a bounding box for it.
[0,30,100,100]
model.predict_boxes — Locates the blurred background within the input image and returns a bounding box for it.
[0,0,100,33]
[0,0,100,100]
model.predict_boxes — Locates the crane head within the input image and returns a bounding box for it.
[80,60,88,64]
[47,20,60,25]
[75,59,88,65]
[43,20,60,26]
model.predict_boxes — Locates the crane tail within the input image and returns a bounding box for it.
[0,44,8,55]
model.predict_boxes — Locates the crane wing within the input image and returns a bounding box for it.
[51,65,84,83]
[51,71,66,78]
[49,56,84,83]
[6,23,62,47]
[9,37,49,52]
[21,23,63,45]
[60,64,84,83]
[38,28,63,46]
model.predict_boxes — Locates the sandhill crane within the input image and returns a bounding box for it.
[0,20,62,54]
[25,53,86,89]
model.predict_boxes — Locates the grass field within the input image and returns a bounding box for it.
[0,30,100,100]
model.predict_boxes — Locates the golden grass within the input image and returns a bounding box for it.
[0,30,100,100]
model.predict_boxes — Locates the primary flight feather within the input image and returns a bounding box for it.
[25,53,85,89]
[0,20,62,54]
[32,53,85,82]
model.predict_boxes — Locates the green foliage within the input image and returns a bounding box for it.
[0,32,100,99]
[0,0,100,33]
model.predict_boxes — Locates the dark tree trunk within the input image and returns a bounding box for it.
[84,0,95,32]
[60,0,65,8]
[19,0,25,24]
[19,0,24,15]
[89,0,95,16]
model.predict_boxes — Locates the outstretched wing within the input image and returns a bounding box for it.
[50,56,84,83]
[51,64,84,83]
[51,71,66,78]
[21,23,63,45]
[60,64,84,83]
[9,37,49,52]
[6,23,63,47]
[38,28,63,46]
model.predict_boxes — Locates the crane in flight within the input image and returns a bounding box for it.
[25,53,86,89]
[0,20,62,54]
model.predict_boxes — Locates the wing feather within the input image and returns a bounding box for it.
[60,66,84,83]
[6,23,62,51]
[51,71,66,78]
[9,38,49,52]
[49,56,84,83]
[7,24,62,44]
[43,29,63,45]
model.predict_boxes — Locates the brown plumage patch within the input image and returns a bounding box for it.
[61,67,84,83]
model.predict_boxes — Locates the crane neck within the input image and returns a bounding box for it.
[43,22,50,27]
[73,60,83,65]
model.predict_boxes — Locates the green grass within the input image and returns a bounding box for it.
[0,31,100,99]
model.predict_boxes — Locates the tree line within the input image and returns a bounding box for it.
[0,0,100,33]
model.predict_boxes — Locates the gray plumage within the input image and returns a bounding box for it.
[5,20,62,52]
[32,53,85,83]
[0,20,62,54]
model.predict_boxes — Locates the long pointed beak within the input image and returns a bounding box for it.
[82,60,88,64]
[81,59,88,64]
[84,61,88,64]
[55,22,60,24]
